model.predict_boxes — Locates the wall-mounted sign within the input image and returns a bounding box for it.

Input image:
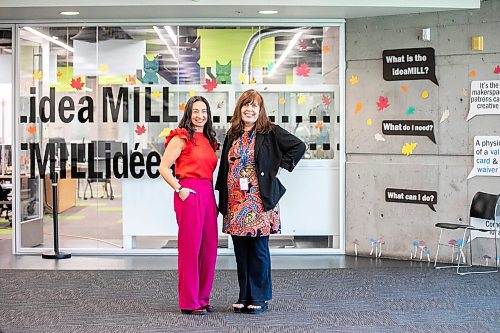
[385,188,437,211]
[382,47,438,85]
[467,136,500,179]
[467,80,500,120]
[382,120,436,143]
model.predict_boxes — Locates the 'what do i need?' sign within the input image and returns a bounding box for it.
[383,47,438,85]
[468,136,500,179]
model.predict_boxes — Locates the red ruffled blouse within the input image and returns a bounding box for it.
[164,128,218,180]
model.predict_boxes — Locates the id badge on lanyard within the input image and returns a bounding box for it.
[238,131,254,191]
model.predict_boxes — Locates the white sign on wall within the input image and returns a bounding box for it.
[467,136,500,179]
[467,80,500,120]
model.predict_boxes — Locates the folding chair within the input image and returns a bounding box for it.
[434,192,499,275]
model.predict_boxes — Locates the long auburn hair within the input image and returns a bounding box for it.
[178,96,217,150]
[227,89,273,139]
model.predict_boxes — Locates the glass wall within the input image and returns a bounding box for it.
[0,27,13,239]
[16,24,342,253]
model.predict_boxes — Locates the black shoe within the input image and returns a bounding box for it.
[201,304,215,313]
[181,308,207,315]
[232,302,247,313]
[247,303,268,314]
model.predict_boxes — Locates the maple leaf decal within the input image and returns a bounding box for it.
[70,77,85,90]
[494,65,500,74]
[298,39,308,50]
[179,103,186,111]
[125,75,136,84]
[376,96,389,111]
[322,95,331,106]
[322,44,330,53]
[27,126,36,135]
[402,143,417,156]
[217,101,225,109]
[203,78,217,92]
[135,124,146,136]
[57,71,63,78]
[296,63,310,77]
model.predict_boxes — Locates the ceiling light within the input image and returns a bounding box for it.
[164,26,177,45]
[269,31,303,77]
[258,10,278,15]
[23,27,74,53]
[59,11,80,16]
[153,26,178,62]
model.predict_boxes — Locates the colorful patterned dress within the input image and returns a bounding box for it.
[222,131,280,237]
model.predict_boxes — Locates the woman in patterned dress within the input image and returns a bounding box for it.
[216,89,306,314]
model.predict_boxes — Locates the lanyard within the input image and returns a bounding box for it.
[239,130,255,167]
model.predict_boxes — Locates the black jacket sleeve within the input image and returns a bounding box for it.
[273,125,307,172]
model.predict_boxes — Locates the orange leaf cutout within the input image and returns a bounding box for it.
[354,102,363,113]
[179,103,185,111]
[135,124,146,135]
[469,69,476,78]
[57,71,63,78]
[315,121,324,129]
[125,75,136,84]
[322,45,330,53]
[70,77,85,90]
[27,126,36,135]
[401,85,408,92]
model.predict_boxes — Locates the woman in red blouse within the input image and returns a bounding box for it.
[159,96,218,315]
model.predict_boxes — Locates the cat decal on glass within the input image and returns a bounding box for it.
[137,55,159,84]
[216,60,231,84]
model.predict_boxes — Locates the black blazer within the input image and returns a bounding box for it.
[216,124,306,215]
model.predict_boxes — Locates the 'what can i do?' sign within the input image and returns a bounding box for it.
[467,136,500,179]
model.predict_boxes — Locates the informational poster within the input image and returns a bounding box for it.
[467,80,500,120]
[467,136,500,178]
[382,48,438,85]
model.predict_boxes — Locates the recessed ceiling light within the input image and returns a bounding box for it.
[258,10,278,15]
[59,11,80,16]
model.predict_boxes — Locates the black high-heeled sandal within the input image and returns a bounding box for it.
[247,303,268,314]
[180,308,207,315]
[232,302,247,313]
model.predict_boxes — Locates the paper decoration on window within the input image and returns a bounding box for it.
[374,133,385,141]
[267,63,273,73]
[33,71,43,80]
[402,143,417,156]
[125,75,136,85]
[57,71,63,78]
[297,95,306,104]
[469,69,476,78]
[354,102,363,113]
[494,65,500,74]
[217,101,224,109]
[135,124,146,135]
[70,77,85,90]
[250,77,256,84]
[315,121,324,129]
[179,103,185,111]
[27,126,36,135]
[298,40,308,50]
[296,63,310,77]
[322,44,330,53]
[152,91,161,98]
[420,90,429,99]
[203,78,217,92]
[279,98,285,105]
[407,106,415,115]
[100,64,109,73]
[349,75,359,85]
[238,72,247,84]
[401,85,408,92]
[158,127,171,137]
[366,118,372,126]
[189,90,196,97]
[322,95,331,106]
[440,109,450,123]
[376,96,389,111]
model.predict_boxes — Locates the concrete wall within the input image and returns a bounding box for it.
[345,0,500,262]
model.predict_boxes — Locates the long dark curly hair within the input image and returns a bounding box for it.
[178,96,217,150]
